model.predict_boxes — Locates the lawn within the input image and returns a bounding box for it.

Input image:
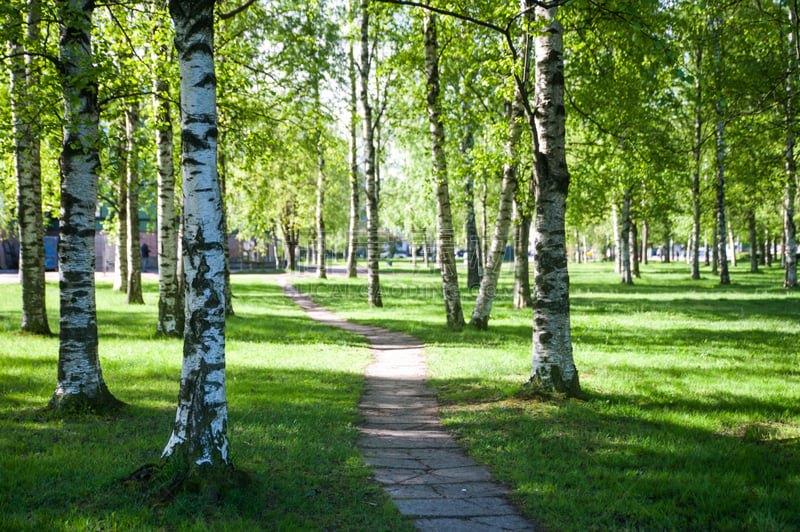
[0,275,414,531]
[295,260,800,532]
[1,262,798,531]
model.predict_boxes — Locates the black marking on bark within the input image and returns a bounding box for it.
[194,73,217,89]
[183,41,213,61]
[181,130,210,151]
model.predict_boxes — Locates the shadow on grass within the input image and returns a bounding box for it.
[0,365,412,531]
[426,374,800,531]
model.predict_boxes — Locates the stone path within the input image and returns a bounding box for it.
[280,280,534,531]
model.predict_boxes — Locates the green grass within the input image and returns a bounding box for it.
[0,277,414,531]
[295,261,800,532]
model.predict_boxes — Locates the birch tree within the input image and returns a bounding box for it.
[424,10,464,329]
[50,0,121,411]
[152,7,181,336]
[162,0,231,471]
[527,4,580,394]
[9,0,51,335]
[360,0,382,307]
[125,101,144,304]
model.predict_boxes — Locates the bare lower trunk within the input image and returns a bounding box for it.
[154,63,181,336]
[218,147,234,316]
[51,0,120,411]
[527,4,580,395]
[612,201,621,274]
[347,37,359,279]
[631,221,640,279]
[422,227,429,268]
[163,0,230,469]
[512,200,532,309]
[469,89,522,328]
[691,47,703,280]
[748,209,758,273]
[784,101,798,287]
[641,220,649,266]
[126,102,144,304]
[712,221,719,274]
[11,0,50,335]
[620,190,632,284]
[727,219,737,267]
[360,0,381,306]
[424,12,463,328]
[114,120,128,293]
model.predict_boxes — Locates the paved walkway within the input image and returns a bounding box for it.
[280,280,534,531]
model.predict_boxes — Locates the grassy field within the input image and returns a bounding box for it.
[1,262,798,531]
[0,276,414,531]
[295,261,800,531]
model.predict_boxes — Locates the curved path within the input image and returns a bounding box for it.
[280,280,534,531]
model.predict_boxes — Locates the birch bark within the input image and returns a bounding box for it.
[528,4,580,395]
[51,0,120,410]
[113,120,128,293]
[620,188,632,284]
[784,6,799,288]
[347,36,360,278]
[163,0,230,468]
[154,63,181,336]
[424,11,464,329]
[10,0,50,335]
[126,102,144,304]
[360,0,382,306]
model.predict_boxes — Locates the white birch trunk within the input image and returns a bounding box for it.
[347,36,359,279]
[360,0,381,306]
[163,0,230,468]
[126,102,144,304]
[620,188,632,284]
[113,119,128,293]
[424,11,464,329]
[10,0,50,335]
[528,4,580,395]
[154,56,181,336]
[51,0,119,410]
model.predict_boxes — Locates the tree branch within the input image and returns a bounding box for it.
[219,0,258,20]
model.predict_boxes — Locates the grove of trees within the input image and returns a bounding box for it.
[2,0,799,485]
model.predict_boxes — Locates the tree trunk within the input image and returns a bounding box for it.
[620,189,633,284]
[114,118,128,293]
[766,232,772,266]
[314,80,327,280]
[422,227,429,268]
[347,36,359,279]
[612,201,621,273]
[461,109,482,290]
[481,176,489,270]
[527,4,580,395]
[154,60,181,337]
[712,221,719,274]
[360,0,381,307]
[218,145,234,316]
[468,90,522,329]
[10,0,50,335]
[423,12,464,328]
[784,83,798,286]
[691,47,703,280]
[162,0,230,470]
[714,19,730,285]
[631,221,640,279]
[748,209,758,273]
[641,220,649,266]
[51,0,120,411]
[727,218,737,268]
[512,200,532,309]
[125,102,144,304]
